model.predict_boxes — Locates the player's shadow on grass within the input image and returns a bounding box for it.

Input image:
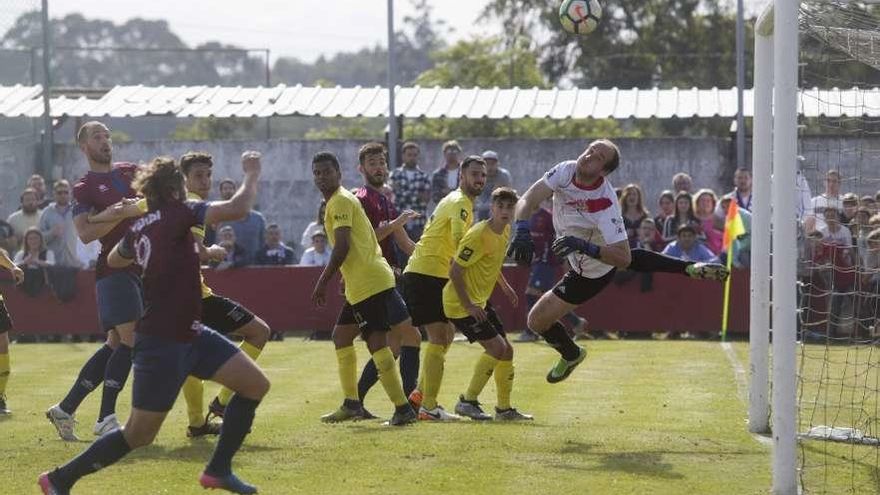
[117,441,283,465]
[342,421,554,434]
[555,441,685,480]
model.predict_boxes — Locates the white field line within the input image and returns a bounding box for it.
[721,341,773,447]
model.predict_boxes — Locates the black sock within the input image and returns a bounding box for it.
[51,429,131,490]
[628,248,692,274]
[206,395,260,477]
[99,344,132,421]
[542,322,581,361]
[399,346,420,397]
[562,312,580,327]
[59,344,113,414]
[357,359,380,402]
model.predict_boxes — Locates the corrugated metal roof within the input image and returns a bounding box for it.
[2,84,879,119]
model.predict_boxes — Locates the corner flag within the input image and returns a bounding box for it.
[721,200,745,340]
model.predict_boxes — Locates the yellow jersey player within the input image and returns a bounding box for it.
[402,155,487,421]
[87,151,272,438]
[321,143,422,422]
[0,248,24,414]
[444,187,533,421]
[310,151,416,426]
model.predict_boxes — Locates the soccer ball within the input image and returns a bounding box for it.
[558,0,602,35]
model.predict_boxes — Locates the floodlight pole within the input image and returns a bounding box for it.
[40,0,53,178]
[736,0,745,169]
[386,0,398,168]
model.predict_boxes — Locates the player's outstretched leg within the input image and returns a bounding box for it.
[40,408,166,494]
[526,276,594,384]
[627,248,729,281]
[47,339,115,441]
[200,350,270,494]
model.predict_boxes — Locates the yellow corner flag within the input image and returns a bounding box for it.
[721,200,745,341]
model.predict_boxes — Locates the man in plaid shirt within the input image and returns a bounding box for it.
[389,142,431,241]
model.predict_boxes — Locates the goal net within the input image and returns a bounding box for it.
[794,1,880,493]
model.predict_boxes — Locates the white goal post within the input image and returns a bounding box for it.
[753,1,799,495]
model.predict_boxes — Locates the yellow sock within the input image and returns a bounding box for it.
[336,346,359,401]
[372,347,407,407]
[217,341,263,406]
[0,352,9,396]
[417,343,450,393]
[421,343,446,410]
[181,376,205,427]
[494,360,514,410]
[465,353,498,402]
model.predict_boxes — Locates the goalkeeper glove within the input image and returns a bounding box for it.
[507,220,535,265]
[551,236,601,259]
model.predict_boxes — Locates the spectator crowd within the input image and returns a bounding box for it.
[5,140,879,343]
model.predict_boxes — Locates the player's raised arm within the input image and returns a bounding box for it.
[203,151,262,226]
[88,198,146,224]
[515,179,553,223]
[311,226,350,307]
[508,179,552,264]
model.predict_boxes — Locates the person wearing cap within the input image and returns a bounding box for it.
[298,230,331,267]
[661,224,718,263]
[841,192,860,227]
[475,150,512,220]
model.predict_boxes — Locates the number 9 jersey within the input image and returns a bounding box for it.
[117,200,208,342]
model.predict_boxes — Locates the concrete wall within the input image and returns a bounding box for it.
[50,137,734,250]
[3,135,873,253]
[0,135,40,219]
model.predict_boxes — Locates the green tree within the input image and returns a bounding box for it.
[171,117,256,141]
[0,12,266,87]
[405,35,629,138]
[482,0,753,89]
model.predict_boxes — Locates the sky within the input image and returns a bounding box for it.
[9,0,768,63]
[37,0,494,63]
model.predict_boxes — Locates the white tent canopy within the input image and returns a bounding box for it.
[0,84,877,120]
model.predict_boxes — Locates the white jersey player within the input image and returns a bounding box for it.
[542,159,628,278]
[508,139,729,383]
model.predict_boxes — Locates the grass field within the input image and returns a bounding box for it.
[2,339,774,494]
